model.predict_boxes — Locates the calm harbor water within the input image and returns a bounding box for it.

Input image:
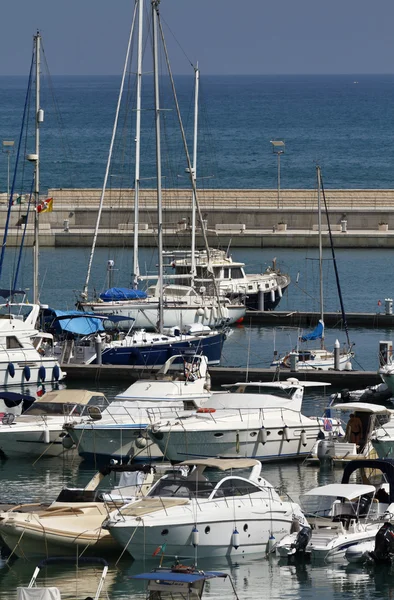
[3,244,393,371]
[1,71,394,597]
[0,456,394,600]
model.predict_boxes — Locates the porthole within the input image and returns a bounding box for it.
[278,430,283,435]
[205,526,210,534]
[214,433,224,438]
[161,529,169,536]
[249,432,257,437]
[243,524,248,532]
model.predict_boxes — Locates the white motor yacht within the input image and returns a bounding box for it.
[0,389,109,459]
[0,302,65,386]
[277,458,394,562]
[147,379,337,462]
[64,354,212,463]
[103,458,308,559]
[165,249,290,311]
[275,483,384,561]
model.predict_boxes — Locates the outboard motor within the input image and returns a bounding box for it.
[288,527,312,558]
[370,522,394,564]
[317,438,334,469]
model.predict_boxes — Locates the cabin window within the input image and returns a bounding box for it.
[231,268,243,279]
[148,477,214,499]
[212,478,260,498]
[6,336,23,349]
[223,268,230,279]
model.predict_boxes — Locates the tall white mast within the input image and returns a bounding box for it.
[132,0,144,288]
[152,0,164,332]
[33,31,42,305]
[190,64,199,287]
[81,6,138,300]
[317,165,324,348]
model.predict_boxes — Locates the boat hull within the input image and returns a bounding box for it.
[0,517,118,558]
[107,514,295,559]
[83,302,245,330]
[94,331,226,366]
[67,423,162,463]
[0,359,65,387]
[0,428,77,459]
[149,422,321,462]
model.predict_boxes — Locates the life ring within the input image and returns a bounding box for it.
[197,407,216,413]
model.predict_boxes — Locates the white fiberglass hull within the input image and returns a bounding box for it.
[0,358,65,387]
[82,301,245,330]
[0,425,76,459]
[67,423,162,462]
[277,526,381,562]
[149,420,322,463]
[107,511,298,559]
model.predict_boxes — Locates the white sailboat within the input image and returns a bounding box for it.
[271,166,353,371]
[78,2,245,330]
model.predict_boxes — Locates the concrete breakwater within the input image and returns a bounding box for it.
[3,187,394,247]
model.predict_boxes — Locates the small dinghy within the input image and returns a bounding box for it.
[131,563,239,600]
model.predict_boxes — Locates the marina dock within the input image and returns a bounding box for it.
[61,362,382,388]
[245,310,394,328]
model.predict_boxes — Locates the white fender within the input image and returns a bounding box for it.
[43,428,50,444]
[283,425,290,442]
[259,426,268,445]
[192,527,199,547]
[232,528,240,549]
[300,429,307,446]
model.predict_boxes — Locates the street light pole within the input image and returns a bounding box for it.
[270,140,285,210]
[2,141,15,197]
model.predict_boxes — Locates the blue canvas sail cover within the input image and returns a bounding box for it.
[99,287,147,301]
[300,320,324,342]
[43,308,105,336]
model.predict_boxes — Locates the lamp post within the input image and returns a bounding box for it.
[2,140,14,197]
[270,140,285,210]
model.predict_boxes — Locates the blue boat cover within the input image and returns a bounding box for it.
[44,309,105,335]
[99,287,147,301]
[300,320,324,342]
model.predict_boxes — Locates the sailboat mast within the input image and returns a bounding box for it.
[132,0,143,288]
[317,165,324,348]
[190,64,199,287]
[152,0,164,332]
[33,31,41,305]
[81,6,138,300]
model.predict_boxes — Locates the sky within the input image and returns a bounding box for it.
[1,0,394,76]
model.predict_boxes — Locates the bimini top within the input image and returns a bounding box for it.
[179,458,260,470]
[132,570,228,583]
[301,483,376,500]
[331,402,393,414]
[35,389,107,405]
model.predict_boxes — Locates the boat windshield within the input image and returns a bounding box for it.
[148,475,261,500]
[148,477,214,499]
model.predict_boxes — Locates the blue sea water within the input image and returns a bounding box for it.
[1,74,394,599]
[1,74,394,192]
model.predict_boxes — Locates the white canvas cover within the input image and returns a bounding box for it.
[17,588,61,600]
